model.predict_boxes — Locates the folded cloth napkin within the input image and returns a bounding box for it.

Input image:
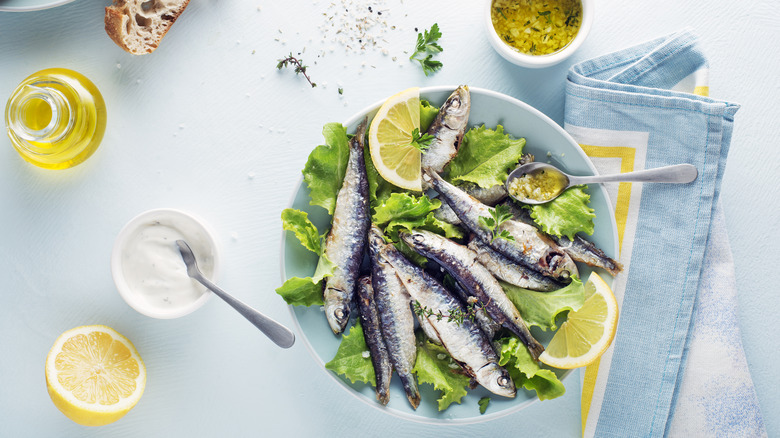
[563,29,766,437]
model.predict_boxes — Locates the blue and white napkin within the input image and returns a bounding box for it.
[563,29,766,437]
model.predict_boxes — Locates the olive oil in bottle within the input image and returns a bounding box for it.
[5,68,107,170]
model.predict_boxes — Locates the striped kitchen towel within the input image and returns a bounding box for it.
[564,29,766,437]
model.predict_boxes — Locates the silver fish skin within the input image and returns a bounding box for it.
[467,239,565,292]
[367,226,420,409]
[441,269,502,341]
[421,86,471,178]
[399,229,544,361]
[416,311,443,345]
[501,201,623,276]
[379,244,516,398]
[424,170,578,280]
[323,118,371,334]
[434,182,508,225]
[355,276,392,406]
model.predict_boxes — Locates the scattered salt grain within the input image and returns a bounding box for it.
[362,351,371,359]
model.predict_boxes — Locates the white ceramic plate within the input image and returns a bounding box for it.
[280,86,619,424]
[0,0,76,12]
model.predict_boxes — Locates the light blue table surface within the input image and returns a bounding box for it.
[1,1,778,436]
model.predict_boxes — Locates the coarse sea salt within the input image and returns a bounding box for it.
[316,0,396,56]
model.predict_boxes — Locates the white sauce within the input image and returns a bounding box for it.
[120,216,216,312]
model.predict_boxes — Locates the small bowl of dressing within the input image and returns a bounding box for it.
[111,208,220,319]
[485,0,593,68]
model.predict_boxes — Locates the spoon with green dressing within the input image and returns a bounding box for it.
[505,162,698,204]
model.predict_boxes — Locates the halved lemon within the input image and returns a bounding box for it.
[45,325,146,426]
[539,272,619,369]
[368,87,423,191]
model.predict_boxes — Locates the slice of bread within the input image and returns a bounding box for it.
[105,0,191,55]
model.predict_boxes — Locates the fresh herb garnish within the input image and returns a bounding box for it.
[410,23,443,76]
[413,299,489,326]
[409,128,434,153]
[479,204,516,243]
[478,397,490,414]
[276,53,317,88]
[495,7,507,20]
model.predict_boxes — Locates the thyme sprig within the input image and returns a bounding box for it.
[413,299,490,326]
[276,53,317,88]
[479,204,516,243]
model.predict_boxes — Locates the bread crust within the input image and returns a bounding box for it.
[104,0,191,55]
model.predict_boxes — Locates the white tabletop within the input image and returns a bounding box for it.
[1,0,778,436]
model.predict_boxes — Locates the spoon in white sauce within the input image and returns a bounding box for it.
[176,240,295,348]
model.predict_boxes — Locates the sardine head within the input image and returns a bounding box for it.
[475,363,516,398]
[546,252,579,281]
[398,229,430,253]
[367,225,387,258]
[325,298,351,334]
[441,85,471,127]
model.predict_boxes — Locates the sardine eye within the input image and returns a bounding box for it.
[334,308,347,322]
[449,97,461,109]
[412,234,425,244]
[498,375,509,386]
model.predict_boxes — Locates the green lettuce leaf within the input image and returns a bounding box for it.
[528,186,595,240]
[364,143,396,207]
[420,99,439,133]
[281,208,324,255]
[498,336,565,401]
[412,331,471,411]
[325,320,376,386]
[303,123,350,215]
[275,277,324,307]
[501,276,584,331]
[418,212,465,240]
[447,125,526,188]
[372,192,442,239]
[280,208,335,293]
[478,397,490,414]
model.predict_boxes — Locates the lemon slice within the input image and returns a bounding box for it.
[368,87,423,191]
[45,325,146,426]
[539,272,619,369]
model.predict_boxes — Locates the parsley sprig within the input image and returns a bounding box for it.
[410,23,443,76]
[479,204,516,243]
[276,53,317,88]
[409,128,434,153]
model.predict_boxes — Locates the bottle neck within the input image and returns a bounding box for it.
[6,84,73,144]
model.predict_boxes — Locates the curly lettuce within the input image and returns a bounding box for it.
[446,125,526,188]
[498,336,565,401]
[412,331,471,411]
[528,186,595,240]
[501,276,584,331]
[325,320,375,386]
[303,123,350,215]
[275,208,334,306]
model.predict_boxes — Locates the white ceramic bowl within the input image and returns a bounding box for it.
[485,0,593,68]
[111,208,220,319]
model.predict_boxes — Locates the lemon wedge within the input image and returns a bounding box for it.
[539,272,619,369]
[45,325,146,426]
[368,87,423,191]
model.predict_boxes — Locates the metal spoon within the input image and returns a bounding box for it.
[175,240,295,349]
[506,162,698,204]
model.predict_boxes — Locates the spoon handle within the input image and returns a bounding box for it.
[567,163,698,185]
[195,274,296,349]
